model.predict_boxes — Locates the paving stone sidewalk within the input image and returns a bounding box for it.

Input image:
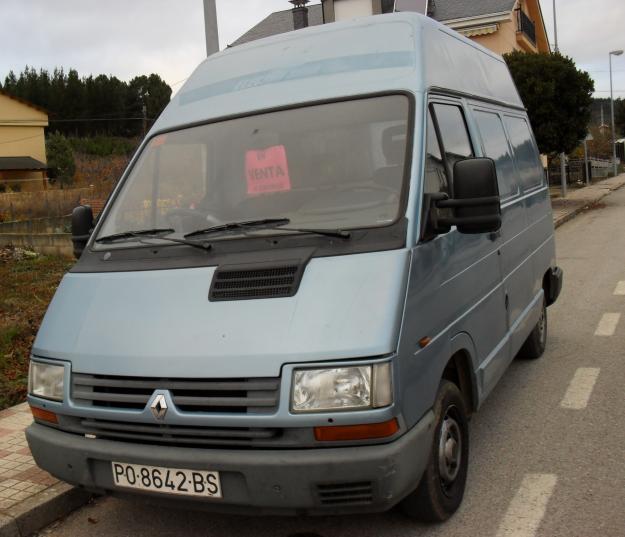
[0,404,56,511]
[1,173,624,536]
[0,404,88,537]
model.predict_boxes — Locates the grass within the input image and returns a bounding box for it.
[0,250,72,410]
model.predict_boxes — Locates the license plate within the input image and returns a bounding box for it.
[111,462,222,498]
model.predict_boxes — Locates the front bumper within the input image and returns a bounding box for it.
[26,411,434,515]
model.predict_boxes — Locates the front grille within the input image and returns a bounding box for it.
[209,264,303,301]
[316,482,374,506]
[72,374,280,414]
[80,418,281,448]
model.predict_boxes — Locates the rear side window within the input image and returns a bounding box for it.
[474,111,519,199]
[505,116,544,190]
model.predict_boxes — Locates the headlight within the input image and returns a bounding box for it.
[291,363,392,413]
[28,361,64,401]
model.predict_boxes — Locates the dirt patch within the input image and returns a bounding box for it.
[583,202,607,212]
[0,246,72,409]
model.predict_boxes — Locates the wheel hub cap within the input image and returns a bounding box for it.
[438,412,462,484]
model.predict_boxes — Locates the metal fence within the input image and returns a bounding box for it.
[548,158,612,186]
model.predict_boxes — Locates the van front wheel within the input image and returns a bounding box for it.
[400,380,469,522]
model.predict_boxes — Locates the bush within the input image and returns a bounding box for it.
[46,132,76,187]
[68,136,138,157]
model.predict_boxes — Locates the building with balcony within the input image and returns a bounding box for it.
[233,0,550,56]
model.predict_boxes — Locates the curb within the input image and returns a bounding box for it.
[553,181,625,229]
[0,483,91,537]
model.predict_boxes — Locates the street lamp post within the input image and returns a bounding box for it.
[552,0,558,52]
[552,0,568,196]
[203,0,219,56]
[610,50,623,177]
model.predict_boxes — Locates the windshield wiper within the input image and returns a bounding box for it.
[184,218,351,240]
[96,228,212,251]
[96,228,176,243]
[276,227,351,239]
[184,218,291,239]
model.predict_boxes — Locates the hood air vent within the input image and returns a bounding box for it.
[209,262,305,301]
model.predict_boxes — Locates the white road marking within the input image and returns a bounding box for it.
[560,368,600,410]
[594,313,621,336]
[614,281,625,296]
[496,474,558,537]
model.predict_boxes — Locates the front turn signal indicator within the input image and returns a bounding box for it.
[30,405,58,424]
[314,418,399,442]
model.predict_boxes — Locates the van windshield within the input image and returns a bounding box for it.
[95,95,410,249]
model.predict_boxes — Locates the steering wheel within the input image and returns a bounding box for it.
[165,208,221,227]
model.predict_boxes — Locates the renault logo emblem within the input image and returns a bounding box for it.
[150,394,168,420]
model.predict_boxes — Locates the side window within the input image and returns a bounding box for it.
[432,104,474,183]
[424,111,448,194]
[474,111,519,199]
[504,116,544,190]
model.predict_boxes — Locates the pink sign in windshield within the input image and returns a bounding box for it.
[245,145,291,195]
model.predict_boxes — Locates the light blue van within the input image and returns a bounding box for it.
[26,12,562,521]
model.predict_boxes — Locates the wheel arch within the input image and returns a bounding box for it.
[444,333,481,414]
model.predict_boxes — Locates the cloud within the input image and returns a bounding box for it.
[0,0,288,91]
[1,0,623,97]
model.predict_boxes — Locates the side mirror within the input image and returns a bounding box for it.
[425,158,501,236]
[71,205,94,259]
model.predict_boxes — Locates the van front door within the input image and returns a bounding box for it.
[398,99,508,418]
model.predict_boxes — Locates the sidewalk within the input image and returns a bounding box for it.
[0,404,88,537]
[551,174,625,228]
[1,174,625,536]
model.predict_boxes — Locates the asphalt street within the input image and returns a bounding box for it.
[38,188,625,537]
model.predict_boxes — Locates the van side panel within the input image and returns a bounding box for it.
[398,233,507,426]
[469,107,534,392]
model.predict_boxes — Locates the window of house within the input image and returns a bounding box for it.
[504,116,544,190]
[474,110,519,199]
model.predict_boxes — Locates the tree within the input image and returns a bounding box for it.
[2,67,172,137]
[126,74,172,136]
[46,132,76,187]
[504,51,595,155]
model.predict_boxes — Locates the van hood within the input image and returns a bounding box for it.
[33,250,410,378]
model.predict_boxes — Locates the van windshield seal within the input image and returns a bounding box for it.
[93,94,411,251]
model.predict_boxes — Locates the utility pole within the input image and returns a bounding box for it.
[142,104,147,138]
[552,0,567,196]
[610,50,624,177]
[204,0,220,56]
[583,133,593,185]
[552,0,558,52]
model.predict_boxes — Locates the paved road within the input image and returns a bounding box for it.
[39,189,625,537]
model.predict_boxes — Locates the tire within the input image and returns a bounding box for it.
[400,380,469,523]
[518,298,547,360]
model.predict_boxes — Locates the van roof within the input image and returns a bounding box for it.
[153,12,522,134]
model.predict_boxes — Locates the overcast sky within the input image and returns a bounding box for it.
[0,0,624,98]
